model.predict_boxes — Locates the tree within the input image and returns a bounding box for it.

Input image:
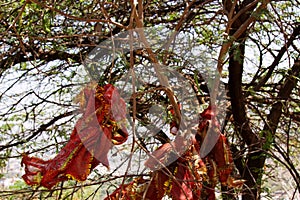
[0,0,299,199]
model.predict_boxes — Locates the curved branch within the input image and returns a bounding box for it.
[254,24,300,91]
[0,110,77,151]
[263,59,300,133]
[28,0,126,29]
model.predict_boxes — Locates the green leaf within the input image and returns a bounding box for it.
[43,12,51,33]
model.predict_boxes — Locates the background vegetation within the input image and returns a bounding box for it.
[0,0,299,199]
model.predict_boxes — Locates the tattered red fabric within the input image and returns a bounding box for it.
[144,135,188,170]
[197,106,244,199]
[22,83,128,189]
[142,140,206,200]
[104,105,243,200]
[106,152,205,200]
[197,106,233,183]
[103,177,149,200]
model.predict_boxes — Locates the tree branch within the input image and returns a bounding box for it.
[254,24,300,91]
[0,110,77,151]
[264,59,300,134]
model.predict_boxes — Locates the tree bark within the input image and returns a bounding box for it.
[229,46,300,199]
[228,37,262,200]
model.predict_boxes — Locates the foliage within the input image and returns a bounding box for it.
[0,0,300,199]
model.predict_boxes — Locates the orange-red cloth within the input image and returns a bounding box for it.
[22,84,128,189]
